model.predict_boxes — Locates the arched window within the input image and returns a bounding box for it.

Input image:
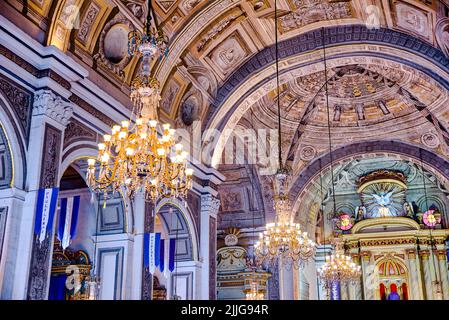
[376,258,409,300]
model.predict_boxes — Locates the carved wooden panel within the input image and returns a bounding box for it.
[63,118,97,149]
[0,72,33,141]
[39,124,62,189]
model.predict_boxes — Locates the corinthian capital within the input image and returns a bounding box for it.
[33,89,73,126]
[201,194,220,216]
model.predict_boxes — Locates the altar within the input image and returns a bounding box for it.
[330,169,449,300]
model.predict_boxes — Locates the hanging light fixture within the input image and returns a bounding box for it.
[316,27,361,291]
[317,240,361,288]
[85,108,194,202]
[86,1,193,203]
[245,274,265,300]
[128,0,168,60]
[254,0,316,269]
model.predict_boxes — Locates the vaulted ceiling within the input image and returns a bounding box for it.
[4,0,449,230]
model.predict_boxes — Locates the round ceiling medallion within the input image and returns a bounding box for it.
[103,24,129,64]
[421,132,440,149]
[224,234,239,246]
[299,146,317,161]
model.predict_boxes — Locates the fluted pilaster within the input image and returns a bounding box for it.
[419,250,433,300]
[437,251,449,300]
[406,250,422,300]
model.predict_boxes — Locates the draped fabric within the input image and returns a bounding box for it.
[144,233,162,274]
[34,188,59,243]
[48,274,67,300]
[169,239,176,272]
[159,239,165,272]
[57,196,80,250]
[330,282,341,300]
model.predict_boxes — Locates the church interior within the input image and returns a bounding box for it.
[1,0,449,301]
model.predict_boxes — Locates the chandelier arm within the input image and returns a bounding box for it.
[274,0,282,170]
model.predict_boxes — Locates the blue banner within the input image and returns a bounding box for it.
[159,239,165,272]
[34,188,59,243]
[144,233,150,269]
[331,282,341,300]
[57,196,80,249]
[169,238,176,272]
[154,233,161,267]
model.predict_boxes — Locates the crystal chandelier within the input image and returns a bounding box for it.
[246,279,265,300]
[317,241,361,287]
[87,24,193,203]
[255,170,316,269]
[254,1,315,269]
[128,0,168,60]
[86,111,194,202]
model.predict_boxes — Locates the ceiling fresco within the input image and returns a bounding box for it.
[4,0,449,232]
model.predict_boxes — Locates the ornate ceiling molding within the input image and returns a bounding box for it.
[289,140,449,213]
[203,26,449,168]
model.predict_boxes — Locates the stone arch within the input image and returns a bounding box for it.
[0,94,26,189]
[59,145,98,182]
[156,198,199,262]
[203,25,449,168]
[290,140,449,216]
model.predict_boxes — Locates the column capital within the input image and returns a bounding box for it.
[437,250,447,261]
[360,251,371,261]
[33,89,73,127]
[419,250,430,260]
[406,249,417,259]
[201,194,220,217]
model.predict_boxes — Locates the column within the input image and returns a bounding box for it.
[361,251,374,300]
[419,250,433,300]
[406,249,423,300]
[348,254,363,300]
[141,201,155,300]
[437,251,449,300]
[340,282,349,300]
[199,194,220,300]
[279,263,294,300]
[128,192,145,300]
[25,90,72,300]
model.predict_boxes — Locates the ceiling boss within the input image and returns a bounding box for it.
[86,0,193,203]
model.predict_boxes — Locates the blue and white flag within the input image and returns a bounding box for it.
[148,233,156,274]
[330,282,341,300]
[154,233,161,268]
[169,238,176,272]
[34,188,59,243]
[57,196,80,250]
[144,233,160,274]
[159,239,165,273]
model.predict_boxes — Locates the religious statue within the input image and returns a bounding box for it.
[403,202,414,218]
[355,206,366,221]
[315,209,324,245]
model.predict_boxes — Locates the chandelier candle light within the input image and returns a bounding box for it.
[254,0,315,269]
[87,4,193,203]
[317,27,361,292]
[317,241,361,287]
[255,170,316,268]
